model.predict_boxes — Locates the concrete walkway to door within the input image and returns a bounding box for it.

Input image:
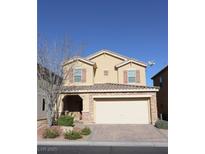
[84,124,167,142]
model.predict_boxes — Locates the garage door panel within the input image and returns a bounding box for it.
[95,99,149,124]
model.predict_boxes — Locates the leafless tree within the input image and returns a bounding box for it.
[37,35,83,127]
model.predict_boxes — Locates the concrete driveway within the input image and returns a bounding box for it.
[85,124,167,142]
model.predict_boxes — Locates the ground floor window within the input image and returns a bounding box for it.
[42,98,45,111]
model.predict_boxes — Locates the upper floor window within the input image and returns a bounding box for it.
[159,76,163,87]
[128,70,136,83]
[74,68,82,82]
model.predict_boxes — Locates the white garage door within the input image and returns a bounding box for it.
[95,98,150,124]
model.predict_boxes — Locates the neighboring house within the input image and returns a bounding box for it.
[37,64,49,120]
[37,79,48,120]
[56,49,159,124]
[37,64,62,120]
[151,66,168,121]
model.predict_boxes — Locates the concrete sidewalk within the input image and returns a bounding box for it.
[37,141,168,147]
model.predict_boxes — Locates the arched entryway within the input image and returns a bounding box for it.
[62,95,83,120]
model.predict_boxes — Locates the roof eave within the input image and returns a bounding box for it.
[151,65,168,79]
[86,49,128,61]
[61,88,159,94]
[63,58,95,66]
[115,60,147,68]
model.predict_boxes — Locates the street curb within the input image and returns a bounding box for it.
[37,141,168,147]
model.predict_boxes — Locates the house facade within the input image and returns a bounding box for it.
[152,66,168,121]
[37,64,49,120]
[37,79,50,120]
[56,49,159,124]
[37,64,62,120]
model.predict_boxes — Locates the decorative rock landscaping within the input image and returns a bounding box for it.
[37,115,92,141]
[61,126,73,133]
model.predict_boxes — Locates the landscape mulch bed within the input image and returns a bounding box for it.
[37,124,90,141]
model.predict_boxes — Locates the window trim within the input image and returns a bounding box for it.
[73,68,82,83]
[127,69,136,84]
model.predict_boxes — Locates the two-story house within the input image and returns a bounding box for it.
[56,49,159,124]
[152,66,168,121]
[37,64,62,120]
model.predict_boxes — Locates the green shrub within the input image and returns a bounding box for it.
[81,127,91,135]
[52,119,58,125]
[64,131,82,140]
[42,128,60,138]
[155,120,168,129]
[57,115,74,126]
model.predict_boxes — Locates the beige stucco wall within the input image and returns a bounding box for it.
[57,93,90,113]
[89,53,124,84]
[62,53,147,86]
[63,60,94,86]
[57,93,91,121]
[57,92,158,124]
[118,62,146,86]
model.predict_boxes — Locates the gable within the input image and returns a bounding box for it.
[63,58,96,67]
[89,52,125,67]
[115,60,147,68]
[63,59,94,71]
[62,59,94,86]
[117,61,146,70]
[87,49,128,61]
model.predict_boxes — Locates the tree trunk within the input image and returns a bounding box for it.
[47,99,53,127]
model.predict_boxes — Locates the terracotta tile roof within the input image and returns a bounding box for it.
[62,83,159,93]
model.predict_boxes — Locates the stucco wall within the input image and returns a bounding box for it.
[37,88,47,120]
[89,53,124,84]
[57,92,158,124]
[63,60,94,86]
[57,93,90,113]
[152,67,168,118]
[37,79,50,120]
[118,63,146,86]
[62,53,147,86]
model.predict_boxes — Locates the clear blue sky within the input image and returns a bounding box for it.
[38,0,168,86]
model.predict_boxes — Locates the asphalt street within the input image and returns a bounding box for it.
[38,145,168,154]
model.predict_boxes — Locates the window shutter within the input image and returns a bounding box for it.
[82,69,86,82]
[136,70,140,83]
[123,70,128,84]
[69,68,73,83]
